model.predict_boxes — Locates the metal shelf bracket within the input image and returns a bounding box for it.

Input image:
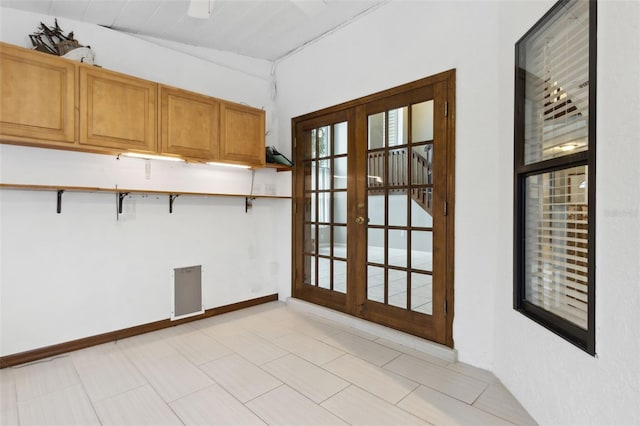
[245,197,256,213]
[56,190,64,214]
[169,194,180,213]
[118,192,130,214]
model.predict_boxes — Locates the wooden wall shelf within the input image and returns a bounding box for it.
[0,183,290,214]
[263,163,293,172]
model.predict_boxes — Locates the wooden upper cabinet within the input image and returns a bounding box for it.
[79,66,157,153]
[220,102,265,167]
[0,42,268,168]
[0,42,76,146]
[159,85,219,161]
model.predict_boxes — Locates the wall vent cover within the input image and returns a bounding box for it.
[171,265,204,320]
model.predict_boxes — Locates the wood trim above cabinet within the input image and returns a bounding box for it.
[159,85,220,162]
[0,42,76,146]
[220,101,266,167]
[79,65,157,153]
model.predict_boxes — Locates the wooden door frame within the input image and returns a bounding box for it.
[292,70,455,348]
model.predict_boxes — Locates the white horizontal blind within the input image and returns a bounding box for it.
[523,0,590,164]
[525,166,588,329]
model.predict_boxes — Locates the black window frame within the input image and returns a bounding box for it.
[513,0,597,355]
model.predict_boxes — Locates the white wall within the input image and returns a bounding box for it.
[276,0,502,369]
[0,8,291,356]
[492,1,640,425]
[275,1,640,424]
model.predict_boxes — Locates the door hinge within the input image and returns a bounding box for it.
[444,201,448,216]
[293,202,297,215]
[444,299,448,315]
[444,101,448,117]
[294,137,297,149]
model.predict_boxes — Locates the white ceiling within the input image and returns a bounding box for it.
[0,0,388,61]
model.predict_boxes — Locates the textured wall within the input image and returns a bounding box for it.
[492,1,640,424]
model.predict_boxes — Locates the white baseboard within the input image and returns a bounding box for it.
[286,297,457,363]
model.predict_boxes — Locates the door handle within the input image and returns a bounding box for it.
[355,216,369,224]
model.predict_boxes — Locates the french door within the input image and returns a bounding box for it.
[293,71,455,346]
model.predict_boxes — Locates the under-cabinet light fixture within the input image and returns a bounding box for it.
[206,161,251,169]
[120,152,185,162]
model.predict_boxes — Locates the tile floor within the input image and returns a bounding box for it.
[0,301,537,425]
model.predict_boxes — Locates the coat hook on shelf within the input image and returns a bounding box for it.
[56,189,64,214]
[169,194,180,213]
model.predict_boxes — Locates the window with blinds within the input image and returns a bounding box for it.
[525,166,588,328]
[514,0,596,355]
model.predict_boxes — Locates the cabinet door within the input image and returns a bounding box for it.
[0,42,76,145]
[79,66,156,152]
[220,102,265,167]
[160,85,219,161]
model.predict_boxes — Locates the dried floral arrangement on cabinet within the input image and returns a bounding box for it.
[29,18,95,64]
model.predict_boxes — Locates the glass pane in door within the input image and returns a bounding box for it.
[304,255,315,286]
[388,269,407,309]
[333,225,347,258]
[333,157,347,189]
[411,272,432,314]
[389,193,408,227]
[301,121,350,296]
[411,100,434,142]
[412,144,433,185]
[367,265,385,303]
[333,191,347,224]
[411,188,433,228]
[303,223,315,253]
[367,228,384,264]
[388,107,408,146]
[334,122,348,155]
[367,189,385,226]
[318,257,330,290]
[411,231,433,271]
[317,126,331,157]
[368,112,385,149]
[334,260,347,293]
[366,101,434,314]
[388,229,407,268]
